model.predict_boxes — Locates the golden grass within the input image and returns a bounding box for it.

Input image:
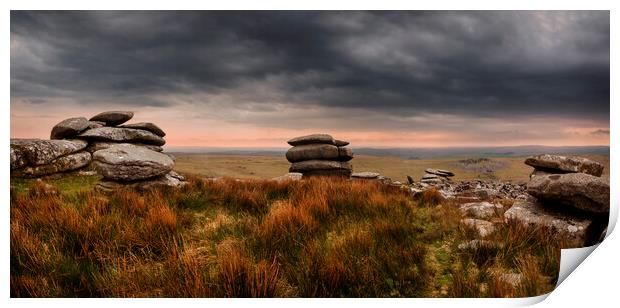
[11,174,562,297]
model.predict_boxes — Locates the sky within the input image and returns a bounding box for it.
[10,11,610,148]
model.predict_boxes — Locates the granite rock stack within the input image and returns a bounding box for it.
[286,134,353,177]
[504,154,609,248]
[11,110,186,191]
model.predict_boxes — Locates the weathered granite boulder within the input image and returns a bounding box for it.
[524,154,603,177]
[96,171,186,192]
[459,201,503,219]
[286,144,340,162]
[461,218,496,237]
[77,127,165,146]
[50,117,89,139]
[271,172,303,182]
[10,139,88,169]
[504,198,595,248]
[93,144,173,181]
[287,134,335,146]
[120,122,166,137]
[12,151,92,178]
[89,111,134,126]
[527,173,610,214]
[85,141,163,153]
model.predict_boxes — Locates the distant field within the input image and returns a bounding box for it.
[171,153,610,183]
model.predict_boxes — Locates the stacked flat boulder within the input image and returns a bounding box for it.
[525,154,603,178]
[505,154,609,248]
[421,168,455,184]
[11,110,186,191]
[286,134,353,177]
[10,139,91,177]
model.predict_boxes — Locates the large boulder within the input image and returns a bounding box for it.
[461,218,496,237]
[11,151,92,178]
[287,134,335,146]
[527,173,610,214]
[77,127,165,146]
[334,139,349,146]
[524,154,604,176]
[85,141,163,153]
[89,111,134,126]
[120,122,166,137]
[286,144,340,162]
[96,171,186,192]
[50,117,89,139]
[504,198,596,248]
[10,139,88,169]
[93,144,174,181]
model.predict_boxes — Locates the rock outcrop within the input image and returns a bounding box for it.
[527,173,609,214]
[12,110,187,191]
[286,134,353,177]
[505,154,608,248]
[525,154,603,177]
[421,168,454,184]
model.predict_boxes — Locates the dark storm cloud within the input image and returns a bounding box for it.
[11,11,609,118]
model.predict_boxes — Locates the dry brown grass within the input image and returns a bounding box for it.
[10,174,561,298]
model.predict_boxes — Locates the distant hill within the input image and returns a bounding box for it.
[167,145,609,159]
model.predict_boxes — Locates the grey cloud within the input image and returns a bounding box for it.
[10,11,609,121]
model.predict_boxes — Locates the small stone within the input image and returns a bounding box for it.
[50,117,89,139]
[271,172,303,182]
[89,111,134,126]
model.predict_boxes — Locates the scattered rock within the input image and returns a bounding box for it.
[271,172,303,182]
[425,168,455,177]
[461,218,496,237]
[11,151,92,178]
[93,144,174,181]
[89,111,134,126]
[527,173,610,214]
[524,154,604,177]
[77,127,166,146]
[10,138,88,169]
[407,175,414,185]
[50,117,89,139]
[504,198,596,248]
[120,122,166,137]
[460,201,503,219]
[351,172,380,179]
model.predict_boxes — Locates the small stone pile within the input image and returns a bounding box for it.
[286,134,353,177]
[11,110,187,191]
[420,168,455,184]
[505,154,609,248]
